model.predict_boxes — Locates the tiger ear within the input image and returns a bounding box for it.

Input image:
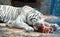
[22,5,34,12]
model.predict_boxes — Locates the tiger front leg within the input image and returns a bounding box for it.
[14,16,34,32]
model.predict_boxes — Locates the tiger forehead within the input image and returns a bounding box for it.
[29,14,39,18]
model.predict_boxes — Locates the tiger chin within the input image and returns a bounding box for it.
[0,5,59,32]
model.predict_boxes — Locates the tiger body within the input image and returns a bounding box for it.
[0,5,44,31]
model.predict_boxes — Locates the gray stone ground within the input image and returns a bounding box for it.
[0,27,60,37]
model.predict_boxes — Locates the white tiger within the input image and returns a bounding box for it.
[0,5,59,31]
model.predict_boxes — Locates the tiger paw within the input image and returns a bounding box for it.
[25,27,34,32]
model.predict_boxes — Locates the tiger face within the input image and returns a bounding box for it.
[26,9,45,30]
